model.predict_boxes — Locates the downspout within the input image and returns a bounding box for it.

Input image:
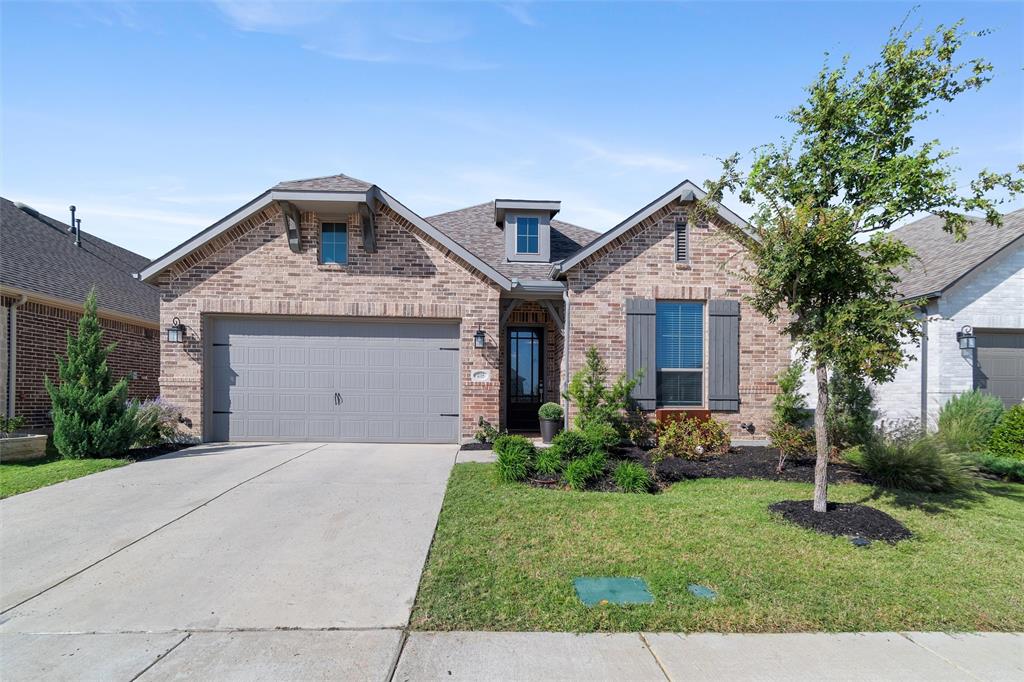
[919,305,929,432]
[561,289,571,430]
[7,294,27,418]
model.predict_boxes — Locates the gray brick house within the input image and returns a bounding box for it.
[140,174,790,443]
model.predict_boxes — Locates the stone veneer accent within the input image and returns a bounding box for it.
[156,203,502,441]
[564,202,790,438]
[0,297,159,429]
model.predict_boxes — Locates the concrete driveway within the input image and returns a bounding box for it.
[0,442,456,681]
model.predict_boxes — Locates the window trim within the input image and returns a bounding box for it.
[654,300,708,408]
[319,221,349,265]
[513,215,540,255]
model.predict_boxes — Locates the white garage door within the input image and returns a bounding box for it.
[208,317,460,443]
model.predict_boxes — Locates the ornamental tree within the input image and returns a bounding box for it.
[695,18,1023,512]
[45,289,138,458]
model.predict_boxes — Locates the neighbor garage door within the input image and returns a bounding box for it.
[976,330,1024,408]
[208,317,460,443]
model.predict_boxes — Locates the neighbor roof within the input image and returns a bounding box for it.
[0,197,159,322]
[428,201,599,280]
[891,208,1024,300]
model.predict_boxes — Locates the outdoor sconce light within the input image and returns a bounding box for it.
[473,328,487,349]
[956,325,976,351]
[166,317,186,344]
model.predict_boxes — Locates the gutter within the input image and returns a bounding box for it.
[919,305,929,430]
[6,294,27,418]
[561,288,572,430]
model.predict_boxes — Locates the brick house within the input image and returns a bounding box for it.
[1,198,161,429]
[139,174,790,443]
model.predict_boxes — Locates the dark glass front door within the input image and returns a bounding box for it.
[507,327,544,431]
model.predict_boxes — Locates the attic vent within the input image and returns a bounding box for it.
[675,222,689,263]
[14,202,40,219]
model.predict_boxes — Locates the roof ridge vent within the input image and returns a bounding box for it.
[14,202,40,219]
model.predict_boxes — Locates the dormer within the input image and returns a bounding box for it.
[495,199,560,262]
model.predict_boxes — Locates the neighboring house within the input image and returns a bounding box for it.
[1,198,161,428]
[139,173,790,444]
[813,209,1023,430]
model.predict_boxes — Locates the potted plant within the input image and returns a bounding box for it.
[538,402,564,443]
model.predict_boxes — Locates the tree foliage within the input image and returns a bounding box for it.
[45,290,138,458]
[564,346,638,431]
[694,16,1022,511]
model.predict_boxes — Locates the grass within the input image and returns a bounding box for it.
[0,455,128,499]
[411,463,1024,633]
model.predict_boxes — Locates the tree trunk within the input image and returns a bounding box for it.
[813,364,830,513]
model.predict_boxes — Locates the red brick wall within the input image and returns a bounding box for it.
[156,204,502,441]
[565,203,790,438]
[5,299,159,429]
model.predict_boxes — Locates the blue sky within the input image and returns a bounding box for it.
[2,1,1022,259]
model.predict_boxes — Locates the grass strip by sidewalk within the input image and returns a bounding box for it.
[412,463,1024,633]
[1,456,128,499]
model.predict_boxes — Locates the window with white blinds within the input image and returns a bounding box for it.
[655,301,704,406]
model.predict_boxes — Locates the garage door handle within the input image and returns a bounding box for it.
[334,392,342,405]
[440,413,458,417]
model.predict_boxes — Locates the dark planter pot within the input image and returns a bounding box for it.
[539,418,562,444]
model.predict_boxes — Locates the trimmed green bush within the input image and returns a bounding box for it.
[845,433,976,492]
[773,361,809,428]
[45,290,138,459]
[937,390,1005,452]
[565,346,639,431]
[563,451,607,491]
[969,452,1024,482]
[550,429,594,460]
[656,417,730,460]
[538,402,564,421]
[581,419,619,452]
[988,404,1024,460]
[825,370,875,448]
[613,461,651,493]
[532,447,563,477]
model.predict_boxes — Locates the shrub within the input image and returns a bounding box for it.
[563,451,607,491]
[826,370,875,448]
[538,402,564,421]
[845,432,976,492]
[532,447,563,478]
[474,416,501,444]
[656,417,730,460]
[969,452,1024,482]
[132,398,186,448]
[494,434,534,483]
[614,461,651,493]
[623,404,657,448]
[988,405,1024,461]
[773,361,810,428]
[550,429,595,460]
[0,415,26,438]
[581,419,620,452]
[768,422,814,472]
[45,290,138,459]
[937,391,1004,453]
[565,346,639,431]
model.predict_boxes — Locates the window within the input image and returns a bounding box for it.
[320,222,347,264]
[675,222,689,262]
[515,216,539,254]
[656,301,704,406]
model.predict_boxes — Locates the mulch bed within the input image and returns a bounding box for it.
[769,500,913,543]
[652,446,867,485]
[459,442,493,452]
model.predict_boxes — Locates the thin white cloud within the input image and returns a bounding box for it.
[18,197,209,228]
[569,138,693,174]
[498,2,538,28]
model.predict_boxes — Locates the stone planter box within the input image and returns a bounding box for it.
[0,435,48,462]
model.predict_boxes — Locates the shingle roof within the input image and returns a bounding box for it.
[273,173,373,192]
[0,197,159,322]
[427,202,600,280]
[892,208,1024,300]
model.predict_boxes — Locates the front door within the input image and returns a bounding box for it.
[507,327,544,431]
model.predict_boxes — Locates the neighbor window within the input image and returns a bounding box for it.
[515,216,539,254]
[320,222,348,264]
[656,301,704,406]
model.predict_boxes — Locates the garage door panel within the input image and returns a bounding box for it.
[976,331,1024,408]
[209,317,460,442]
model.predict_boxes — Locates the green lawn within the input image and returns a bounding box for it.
[0,456,128,499]
[411,463,1024,633]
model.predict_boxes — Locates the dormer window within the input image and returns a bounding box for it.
[320,222,348,264]
[516,217,540,254]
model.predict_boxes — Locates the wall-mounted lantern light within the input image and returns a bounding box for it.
[166,317,186,344]
[473,328,487,349]
[956,325,976,351]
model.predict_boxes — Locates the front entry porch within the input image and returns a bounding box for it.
[499,298,565,433]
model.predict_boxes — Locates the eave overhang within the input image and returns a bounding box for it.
[494,199,561,227]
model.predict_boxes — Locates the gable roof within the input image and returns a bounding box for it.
[553,179,752,274]
[0,197,159,322]
[892,208,1024,300]
[272,173,373,192]
[428,202,599,280]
